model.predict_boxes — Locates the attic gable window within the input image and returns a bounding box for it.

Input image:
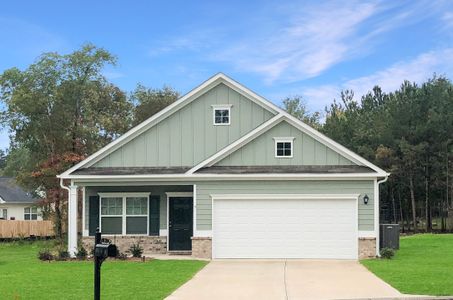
[274,137,294,158]
[212,104,232,125]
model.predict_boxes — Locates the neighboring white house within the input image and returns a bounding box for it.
[0,177,41,221]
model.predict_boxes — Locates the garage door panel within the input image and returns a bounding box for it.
[213,198,357,259]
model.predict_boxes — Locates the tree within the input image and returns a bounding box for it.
[323,76,453,232]
[131,84,179,126]
[0,44,132,239]
[282,96,321,129]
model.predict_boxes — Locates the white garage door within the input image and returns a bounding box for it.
[213,196,358,259]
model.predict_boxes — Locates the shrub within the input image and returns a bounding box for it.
[116,252,128,260]
[129,243,143,258]
[56,250,70,261]
[38,249,53,261]
[380,247,395,259]
[76,246,88,260]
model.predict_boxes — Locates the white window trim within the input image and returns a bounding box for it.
[24,206,38,220]
[0,208,7,220]
[274,137,294,158]
[98,192,150,236]
[212,104,232,126]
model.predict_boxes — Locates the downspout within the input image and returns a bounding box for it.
[60,178,70,192]
[375,174,390,257]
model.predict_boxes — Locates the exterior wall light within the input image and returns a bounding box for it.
[363,194,369,205]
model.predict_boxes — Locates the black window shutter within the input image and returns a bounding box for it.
[89,195,100,236]
[149,195,160,236]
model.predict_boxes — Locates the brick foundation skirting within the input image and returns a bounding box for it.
[191,237,212,259]
[359,237,376,259]
[81,236,167,254]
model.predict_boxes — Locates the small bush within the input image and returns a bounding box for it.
[56,250,70,261]
[38,249,53,261]
[380,247,395,259]
[129,243,143,258]
[116,252,128,260]
[76,246,88,260]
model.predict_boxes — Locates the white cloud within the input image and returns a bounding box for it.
[299,48,453,112]
[214,1,380,83]
[344,48,453,96]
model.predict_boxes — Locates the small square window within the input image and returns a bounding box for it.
[275,138,294,158]
[212,105,232,125]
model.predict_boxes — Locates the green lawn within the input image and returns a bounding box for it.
[361,234,453,296]
[0,240,207,300]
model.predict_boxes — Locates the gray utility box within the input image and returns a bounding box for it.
[380,224,400,250]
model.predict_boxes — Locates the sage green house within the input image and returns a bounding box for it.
[59,73,389,260]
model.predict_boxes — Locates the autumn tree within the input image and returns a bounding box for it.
[0,44,132,239]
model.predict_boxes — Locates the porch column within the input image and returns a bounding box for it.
[68,184,78,257]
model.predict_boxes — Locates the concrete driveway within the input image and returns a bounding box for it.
[166,260,403,300]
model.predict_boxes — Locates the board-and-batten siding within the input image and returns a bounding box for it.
[196,180,374,231]
[216,120,355,166]
[93,83,275,168]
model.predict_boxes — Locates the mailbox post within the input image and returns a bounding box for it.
[94,228,117,300]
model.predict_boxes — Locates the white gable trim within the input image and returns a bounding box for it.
[59,73,387,178]
[186,115,283,174]
[59,73,279,177]
[187,114,388,176]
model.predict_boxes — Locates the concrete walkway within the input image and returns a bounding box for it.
[166,260,403,300]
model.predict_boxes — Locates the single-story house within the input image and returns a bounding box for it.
[0,177,41,221]
[58,73,389,259]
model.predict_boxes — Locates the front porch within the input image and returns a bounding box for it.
[66,183,211,259]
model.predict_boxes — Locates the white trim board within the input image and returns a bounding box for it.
[69,173,386,185]
[59,73,388,179]
[210,194,360,200]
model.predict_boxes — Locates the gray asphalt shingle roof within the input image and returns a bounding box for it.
[0,177,37,204]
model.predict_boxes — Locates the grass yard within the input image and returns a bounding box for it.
[361,234,453,296]
[0,240,208,300]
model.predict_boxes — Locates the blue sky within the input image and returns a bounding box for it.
[1,1,453,149]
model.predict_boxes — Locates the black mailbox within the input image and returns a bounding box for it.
[95,243,117,259]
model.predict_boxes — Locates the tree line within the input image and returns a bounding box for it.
[1,44,452,236]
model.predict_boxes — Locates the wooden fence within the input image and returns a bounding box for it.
[0,220,54,238]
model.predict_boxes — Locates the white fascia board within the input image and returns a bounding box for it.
[186,114,283,174]
[63,173,386,183]
[59,73,280,177]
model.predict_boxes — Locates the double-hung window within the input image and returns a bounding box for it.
[274,137,294,158]
[24,207,38,220]
[99,193,149,235]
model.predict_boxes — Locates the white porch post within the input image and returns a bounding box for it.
[68,184,78,257]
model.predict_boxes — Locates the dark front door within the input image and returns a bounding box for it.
[169,197,193,251]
